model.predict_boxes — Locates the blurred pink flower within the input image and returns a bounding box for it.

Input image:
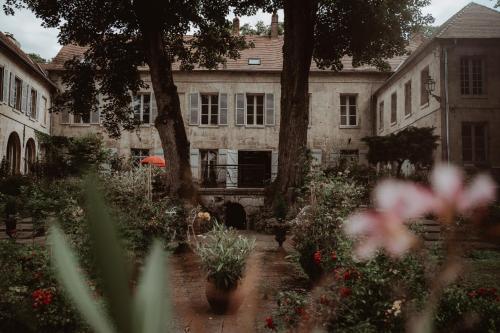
[430,165,496,216]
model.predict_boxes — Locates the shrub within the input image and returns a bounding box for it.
[196,223,255,290]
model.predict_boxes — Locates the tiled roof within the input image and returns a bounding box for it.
[46,35,415,73]
[0,32,55,88]
[435,2,500,39]
[375,2,500,95]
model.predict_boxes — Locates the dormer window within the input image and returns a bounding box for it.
[248,58,261,65]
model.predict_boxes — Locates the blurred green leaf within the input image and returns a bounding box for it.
[133,241,170,333]
[84,175,133,333]
[49,225,115,333]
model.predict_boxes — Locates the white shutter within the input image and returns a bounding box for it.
[151,92,157,124]
[90,107,100,124]
[219,93,228,125]
[218,149,227,184]
[312,149,323,166]
[271,150,279,182]
[190,148,200,181]
[189,93,199,125]
[226,149,238,188]
[2,69,9,103]
[26,87,32,117]
[265,93,275,126]
[37,92,42,121]
[235,93,245,126]
[21,82,28,113]
[9,73,15,107]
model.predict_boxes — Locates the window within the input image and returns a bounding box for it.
[131,148,150,166]
[14,77,22,110]
[462,123,487,164]
[6,132,21,175]
[461,57,484,95]
[0,67,4,102]
[200,149,218,187]
[248,58,261,65]
[339,149,359,164]
[420,67,429,106]
[201,94,219,125]
[391,92,397,124]
[132,93,151,124]
[73,112,90,124]
[379,101,384,130]
[29,88,37,119]
[340,95,357,127]
[246,94,264,125]
[404,81,412,116]
[42,96,48,125]
[25,139,36,175]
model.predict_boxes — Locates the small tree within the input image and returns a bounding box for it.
[363,126,439,176]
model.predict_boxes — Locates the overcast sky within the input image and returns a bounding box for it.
[0,0,497,61]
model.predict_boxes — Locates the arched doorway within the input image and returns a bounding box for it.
[25,138,36,174]
[6,132,21,175]
[224,202,247,230]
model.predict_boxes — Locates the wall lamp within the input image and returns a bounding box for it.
[425,76,441,103]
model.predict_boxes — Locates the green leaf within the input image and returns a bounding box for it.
[133,241,170,333]
[84,175,133,333]
[49,225,115,333]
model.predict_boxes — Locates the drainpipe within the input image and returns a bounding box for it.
[444,47,450,164]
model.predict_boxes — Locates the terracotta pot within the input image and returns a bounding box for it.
[205,279,243,314]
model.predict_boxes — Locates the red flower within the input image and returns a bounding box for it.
[265,316,276,330]
[331,251,337,261]
[313,250,321,264]
[340,287,351,298]
[31,288,53,308]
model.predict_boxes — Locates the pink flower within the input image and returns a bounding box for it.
[431,165,496,216]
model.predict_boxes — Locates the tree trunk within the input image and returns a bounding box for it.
[274,0,317,203]
[135,6,195,200]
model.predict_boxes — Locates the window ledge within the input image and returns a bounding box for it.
[461,95,488,100]
[339,125,360,129]
[404,113,412,119]
[69,124,91,127]
[245,125,266,128]
[198,125,220,128]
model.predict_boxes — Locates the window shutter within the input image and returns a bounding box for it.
[271,150,278,182]
[190,148,200,181]
[189,93,199,125]
[312,149,323,166]
[235,93,245,126]
[26,87,32,117]
[265,93,275,125]
[226,149,238,188]
[218,149,227,184]
[90,107,100,124]
[37,92,42,121]
[219,93,228,125]
[21,82,27,113]
[9,73,15,107]
[151,92,157,124]
[2,69,9,103]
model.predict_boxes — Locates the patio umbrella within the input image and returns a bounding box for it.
[140,155,166,167]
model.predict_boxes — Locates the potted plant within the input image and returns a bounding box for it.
[196,223,255,314]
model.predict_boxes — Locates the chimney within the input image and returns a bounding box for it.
[270,12,279,38]
[232,17,240,36]
[4,32,21,48]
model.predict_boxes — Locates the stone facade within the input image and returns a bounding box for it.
[0,33,54,175]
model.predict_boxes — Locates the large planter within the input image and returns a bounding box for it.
[5,215,17,238]
[274,224,287,247]
[299,254,324,283]
[205,279,243,314]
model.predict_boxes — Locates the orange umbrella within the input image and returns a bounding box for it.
[140,155,166,167]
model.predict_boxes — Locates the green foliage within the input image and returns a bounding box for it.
[196,223,255,290]
[27,53,47,63]
[49,176,170,333]
[240,20,284,36]
[435,287,500,332]
[363,126,439,175]
[0,240,83,332]
[36,133,110,178]
[269,290,309,331]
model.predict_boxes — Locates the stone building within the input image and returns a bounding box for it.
[0,32,54,175]
[45,14,413,192]
[375,3,500,176]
